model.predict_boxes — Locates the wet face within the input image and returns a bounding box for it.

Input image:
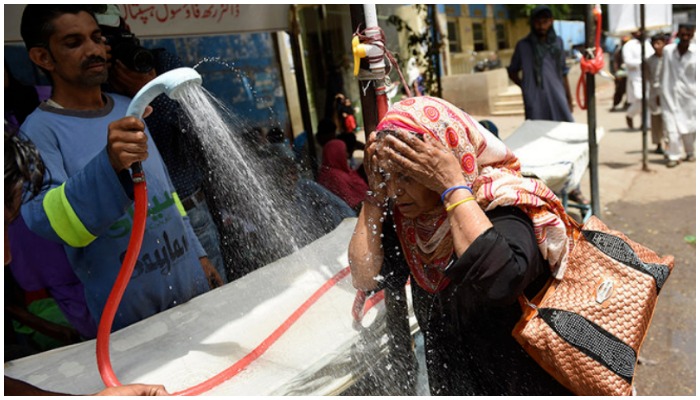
[533,16,553,38]
[386,173,441,219]
[31,11,108,89]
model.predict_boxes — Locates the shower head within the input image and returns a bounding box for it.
[124,67,202,177]
[125,67,202,119]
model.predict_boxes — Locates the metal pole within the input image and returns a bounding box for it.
[350,5,379,139]
[640,5,650,171]
[586,5,600,217]
[289,6,319,175]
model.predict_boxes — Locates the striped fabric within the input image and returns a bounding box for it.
[42,183,96,248]
[171,191,187,217]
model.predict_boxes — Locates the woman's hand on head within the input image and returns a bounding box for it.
[376,130,465,193]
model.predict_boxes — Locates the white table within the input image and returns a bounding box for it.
[504,120,605,219]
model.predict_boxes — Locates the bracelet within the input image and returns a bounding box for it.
[441,185,473,203]
[445,196,475,212]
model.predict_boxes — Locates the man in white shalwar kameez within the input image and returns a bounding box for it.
[661,24,696,168]
[622,30,654,130]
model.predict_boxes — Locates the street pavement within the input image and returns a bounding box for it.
[472,64,696,396]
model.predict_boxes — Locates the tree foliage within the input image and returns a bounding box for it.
[387,5,442,97]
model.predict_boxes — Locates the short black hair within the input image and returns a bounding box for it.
[651,33,667,43]
[531,5,553,20]
[267,127,285,144]
[20,5,106,50]
[4,126,46,216]
[678,23,696,31]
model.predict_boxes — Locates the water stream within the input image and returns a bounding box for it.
[173,84,312,277]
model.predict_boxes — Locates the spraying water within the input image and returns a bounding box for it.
[172,83,329,279]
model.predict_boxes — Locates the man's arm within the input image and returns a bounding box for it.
[5,376,170,396]
[508,70,522,87]
[20,115,149,247]
[563,74,574,112]
[507,41,523,87]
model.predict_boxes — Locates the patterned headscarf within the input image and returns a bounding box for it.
[376,97,576,293]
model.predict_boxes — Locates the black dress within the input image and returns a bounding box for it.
[380,206,571,396]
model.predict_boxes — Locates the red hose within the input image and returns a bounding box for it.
[172,267,352,396]
[95,174,365,394]
[96,174,148,387]
[576,6,604,110]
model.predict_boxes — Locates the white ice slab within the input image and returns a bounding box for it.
[4,218,391,395]
[504,120,605,193]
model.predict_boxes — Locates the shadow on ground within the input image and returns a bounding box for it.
[601,195,696,396]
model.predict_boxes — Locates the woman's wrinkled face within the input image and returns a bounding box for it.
[375,128,442,218]
[386,172,441,218]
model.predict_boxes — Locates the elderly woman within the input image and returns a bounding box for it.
[348,97,576,395]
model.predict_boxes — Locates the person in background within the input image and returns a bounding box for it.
[340,97,358,134]
[622,29,654,130]
[508,5,588,205]
[272,152,357,242]
[609,36,630,112]
[99,7,227,284]
[5,132,169,395]
[508,5,574,122]
[315,117,338,170]
[317,139,368,212]
[645,33,668,155]
[348,96,575,395]
[266,126,296,161]
[19,5,220,334]
[406,57,425,96]
[661,23,696,168]
[333,92,347,135]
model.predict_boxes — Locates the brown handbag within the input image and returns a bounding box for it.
[512,216,674,396]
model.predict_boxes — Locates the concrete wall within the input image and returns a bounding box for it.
[441,67,510,115]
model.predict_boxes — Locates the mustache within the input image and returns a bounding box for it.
[82,56,107,69]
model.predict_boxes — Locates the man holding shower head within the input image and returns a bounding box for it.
[98,8,228,285]
[17,5,221,336]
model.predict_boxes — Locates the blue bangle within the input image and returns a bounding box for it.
[441,185,473,203]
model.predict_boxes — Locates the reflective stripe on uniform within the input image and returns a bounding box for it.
[172,192,187,217]
[43,183,97,247]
